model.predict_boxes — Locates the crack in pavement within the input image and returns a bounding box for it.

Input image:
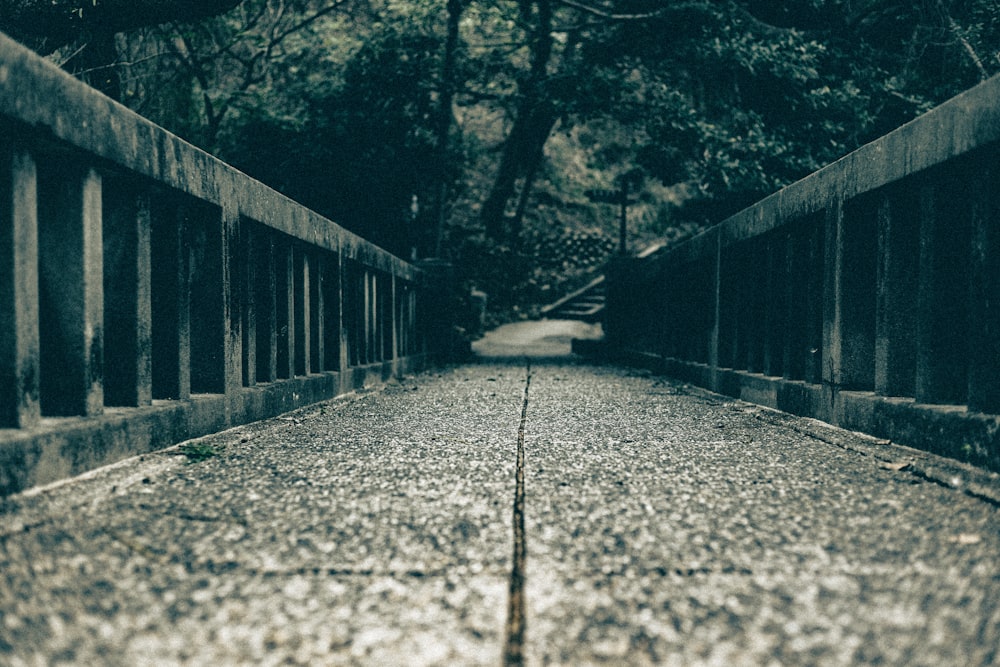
[503,362,531,666]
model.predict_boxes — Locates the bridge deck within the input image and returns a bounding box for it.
[1,325,998,665]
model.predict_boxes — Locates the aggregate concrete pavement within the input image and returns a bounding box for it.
[1,321,998,665]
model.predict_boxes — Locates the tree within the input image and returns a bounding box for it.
[0,0,244,97]
[0,0,244,51]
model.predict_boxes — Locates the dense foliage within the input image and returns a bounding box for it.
[6,0,999,323]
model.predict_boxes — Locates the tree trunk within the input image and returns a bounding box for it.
[431,0,464,257]
[481,0,555,243]
[481,102,557,243]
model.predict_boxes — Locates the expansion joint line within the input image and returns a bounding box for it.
[503,362,531,666]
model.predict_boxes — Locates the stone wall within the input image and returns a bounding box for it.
[606,73,1000,472]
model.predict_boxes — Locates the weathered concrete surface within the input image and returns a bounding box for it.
[524,365,999,666]
[1,340,997,664]
[0,370,522,665]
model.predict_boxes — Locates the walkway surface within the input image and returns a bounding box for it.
[1,321,998,666]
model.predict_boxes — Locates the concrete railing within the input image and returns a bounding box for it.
[605,74,1000,472]
[0,33,439,495]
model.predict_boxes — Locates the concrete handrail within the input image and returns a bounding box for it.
[605,73,1000,471]
[0,33,432,495]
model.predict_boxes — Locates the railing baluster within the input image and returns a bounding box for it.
[150,193,191,400]
[321,251,340,372]
[874,189,918,398]
[967,159,1000,414]
[239,219,256,387]
[310,251,325,374]
[915,178,972,404]
[254,227,277,383]
[275,236,294,379]
[0,143,40,428]
[102,181,153,407]
[188,204,227,394]
[294,245,309,376]
[36,161,104,416]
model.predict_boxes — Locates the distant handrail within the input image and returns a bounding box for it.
[0,32,437,495]
[604,73,1000,471]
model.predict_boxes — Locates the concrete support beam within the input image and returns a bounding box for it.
[102,182,153,407]
[0,144,40,428]
[37,162,104,417]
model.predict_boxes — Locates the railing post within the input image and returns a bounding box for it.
[37,162,104,416]
[321,251,340,372]
[338,251,353,371]
[254,229,278,383]
[763,233,786,377]
[223,205,242,399]
[915,179,971,404]
[102,182,153,406]
[310,252,324,374]
[294,246,310,376]
[240,219,257,387]
[803,218,825,385]
[150,195,191,400]
[391,275,400,362]
[0,144,40,427]
[188,204,228,395]
[967,160,1000,414]
[707,230,721,390]
[415,259,469,361]
[874,191,918,398]
[821,198,843,414]
[275,237,294,379]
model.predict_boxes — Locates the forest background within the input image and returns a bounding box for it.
[3,0,999,330]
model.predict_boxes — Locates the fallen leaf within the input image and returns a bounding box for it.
[879,461,911,472]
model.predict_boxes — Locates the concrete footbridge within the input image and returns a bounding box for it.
[1,31,999,665]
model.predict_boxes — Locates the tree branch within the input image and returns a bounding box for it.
[557,0,669,21]
[0,0,245,52]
